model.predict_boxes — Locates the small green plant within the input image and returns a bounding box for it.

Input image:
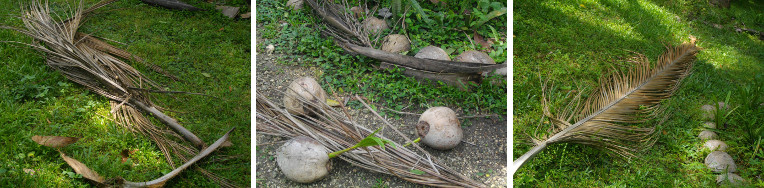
[470,0,507,29]
[713,91,738,129]
[373,178,388,188]
[62,171,82,179]
[328,127,396,158]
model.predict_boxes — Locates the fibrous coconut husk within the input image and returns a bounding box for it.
[455,50,505,76]
[350,6,365,18]
[288,0,304,10]
[380,34,410,53]
[383,46,476,90]
[414,46,451,61]
[363,17,389,35]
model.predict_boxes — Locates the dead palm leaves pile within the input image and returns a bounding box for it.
[256,91,487,187]
[2,0,236,187]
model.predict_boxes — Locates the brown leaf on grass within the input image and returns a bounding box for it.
[61,153,106,184]
[221,140,233,148]
[31,136,80,148]
[473,31,493,51]
[120,149,138,163]
[23,168,35,175]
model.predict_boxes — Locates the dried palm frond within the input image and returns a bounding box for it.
[2,0,204,147]
[511,40,701,175]
[2,1,236,187]
[257,88,487,187]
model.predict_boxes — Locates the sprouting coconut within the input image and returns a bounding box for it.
[283,77,327,116]
[381,34,410,53]
[416,107,462,150]
[414,46,450,61]
[363,17,389,35]
[287,0,303,10]
[276,136,331,183]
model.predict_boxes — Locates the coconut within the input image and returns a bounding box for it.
[699,130,718,140]
[703,122,717,129]
[416,107,462,150]
[705,151,737,173]
[283,77,327,116]
[287,0,303,10]
[276,136,331,183]
[454,50,502,76]
[350,6,365,18]
[703,140,728,151]
[716,173,745,185]
[701,104,715,120]
[380,34,410,53]
[414,46,451,61]
[363,17,389,35]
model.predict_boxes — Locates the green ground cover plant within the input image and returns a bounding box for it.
[257,0,507,116]
[514,0,763,187]
[0,0,250,187]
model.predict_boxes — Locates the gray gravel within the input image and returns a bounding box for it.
[255,24,507,187]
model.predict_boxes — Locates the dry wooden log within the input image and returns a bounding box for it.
[140,0,203,11]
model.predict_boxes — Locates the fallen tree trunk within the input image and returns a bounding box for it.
[140,0,204,11]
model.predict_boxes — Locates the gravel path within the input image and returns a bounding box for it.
[255,24,507,187]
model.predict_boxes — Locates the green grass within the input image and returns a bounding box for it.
[0,0,250,187]
[257,0,507,116]
[514,0,763,187]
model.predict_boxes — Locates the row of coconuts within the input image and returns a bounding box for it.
[288,0,505,88]
[698,102,746,185]
[276,76,464,183]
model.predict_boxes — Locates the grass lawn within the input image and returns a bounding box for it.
[0,0,250,187]
[513,0,763,187]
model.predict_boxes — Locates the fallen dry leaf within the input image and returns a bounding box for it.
[120,149,138,163]
[23,168,35,175]
[326,99,341,107]
[32,135,80,148]
[473,31,493,50]
[221,140,233,148]
[61,153,106,184]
